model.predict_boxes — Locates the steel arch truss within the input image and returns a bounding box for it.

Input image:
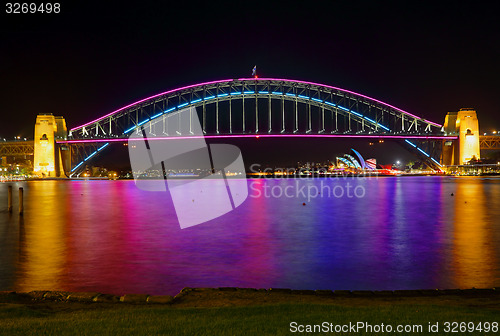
[403,139,444,169]
[68,142,109,176]
[69,78,443,140]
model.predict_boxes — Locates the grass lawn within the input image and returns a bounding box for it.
[0,301,498,335]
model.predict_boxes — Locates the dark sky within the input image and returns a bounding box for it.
[1,0,499,141]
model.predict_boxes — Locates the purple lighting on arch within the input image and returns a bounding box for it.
[70,78,443,131]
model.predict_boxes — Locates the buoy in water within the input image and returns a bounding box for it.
[302,202,306,206]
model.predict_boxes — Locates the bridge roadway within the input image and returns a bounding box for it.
[0,140,34,156]
[57,134,458,144]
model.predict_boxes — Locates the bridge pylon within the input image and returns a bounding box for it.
[33,114,70,177]
[442,108,480,165]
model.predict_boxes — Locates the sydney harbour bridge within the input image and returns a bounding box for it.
[2,77,496,177]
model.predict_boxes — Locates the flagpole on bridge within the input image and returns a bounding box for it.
[252,65,257,79]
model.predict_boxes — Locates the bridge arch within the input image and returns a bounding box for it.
[69,78,443,139]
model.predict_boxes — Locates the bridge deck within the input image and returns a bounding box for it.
[0,140,34,156]
[479,135,500,150]
[58,134,458,144]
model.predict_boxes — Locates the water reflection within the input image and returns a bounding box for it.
[16,181,67,291]
[0,211,20,290]
[0,177,499,295]
[452,178,499,288]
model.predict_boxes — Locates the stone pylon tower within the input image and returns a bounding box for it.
[442,108,480,165]
[33,114,68,177]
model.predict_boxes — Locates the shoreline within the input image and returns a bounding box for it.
[1,287,499,307]
[2,287,499,335]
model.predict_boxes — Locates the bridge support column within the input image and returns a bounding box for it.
[33,114,68,177]
[442,108,480,165]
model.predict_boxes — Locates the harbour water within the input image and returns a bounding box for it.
[0,177,499,295]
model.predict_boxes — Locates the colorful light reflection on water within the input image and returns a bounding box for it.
[0,177,499,295]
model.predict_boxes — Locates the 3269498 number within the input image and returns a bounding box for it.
[6,3,60,14]
[443,322,498,333]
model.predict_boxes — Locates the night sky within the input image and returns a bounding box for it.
[1,1,499,165]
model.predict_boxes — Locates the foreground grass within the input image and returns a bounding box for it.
[0,302,498,335]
